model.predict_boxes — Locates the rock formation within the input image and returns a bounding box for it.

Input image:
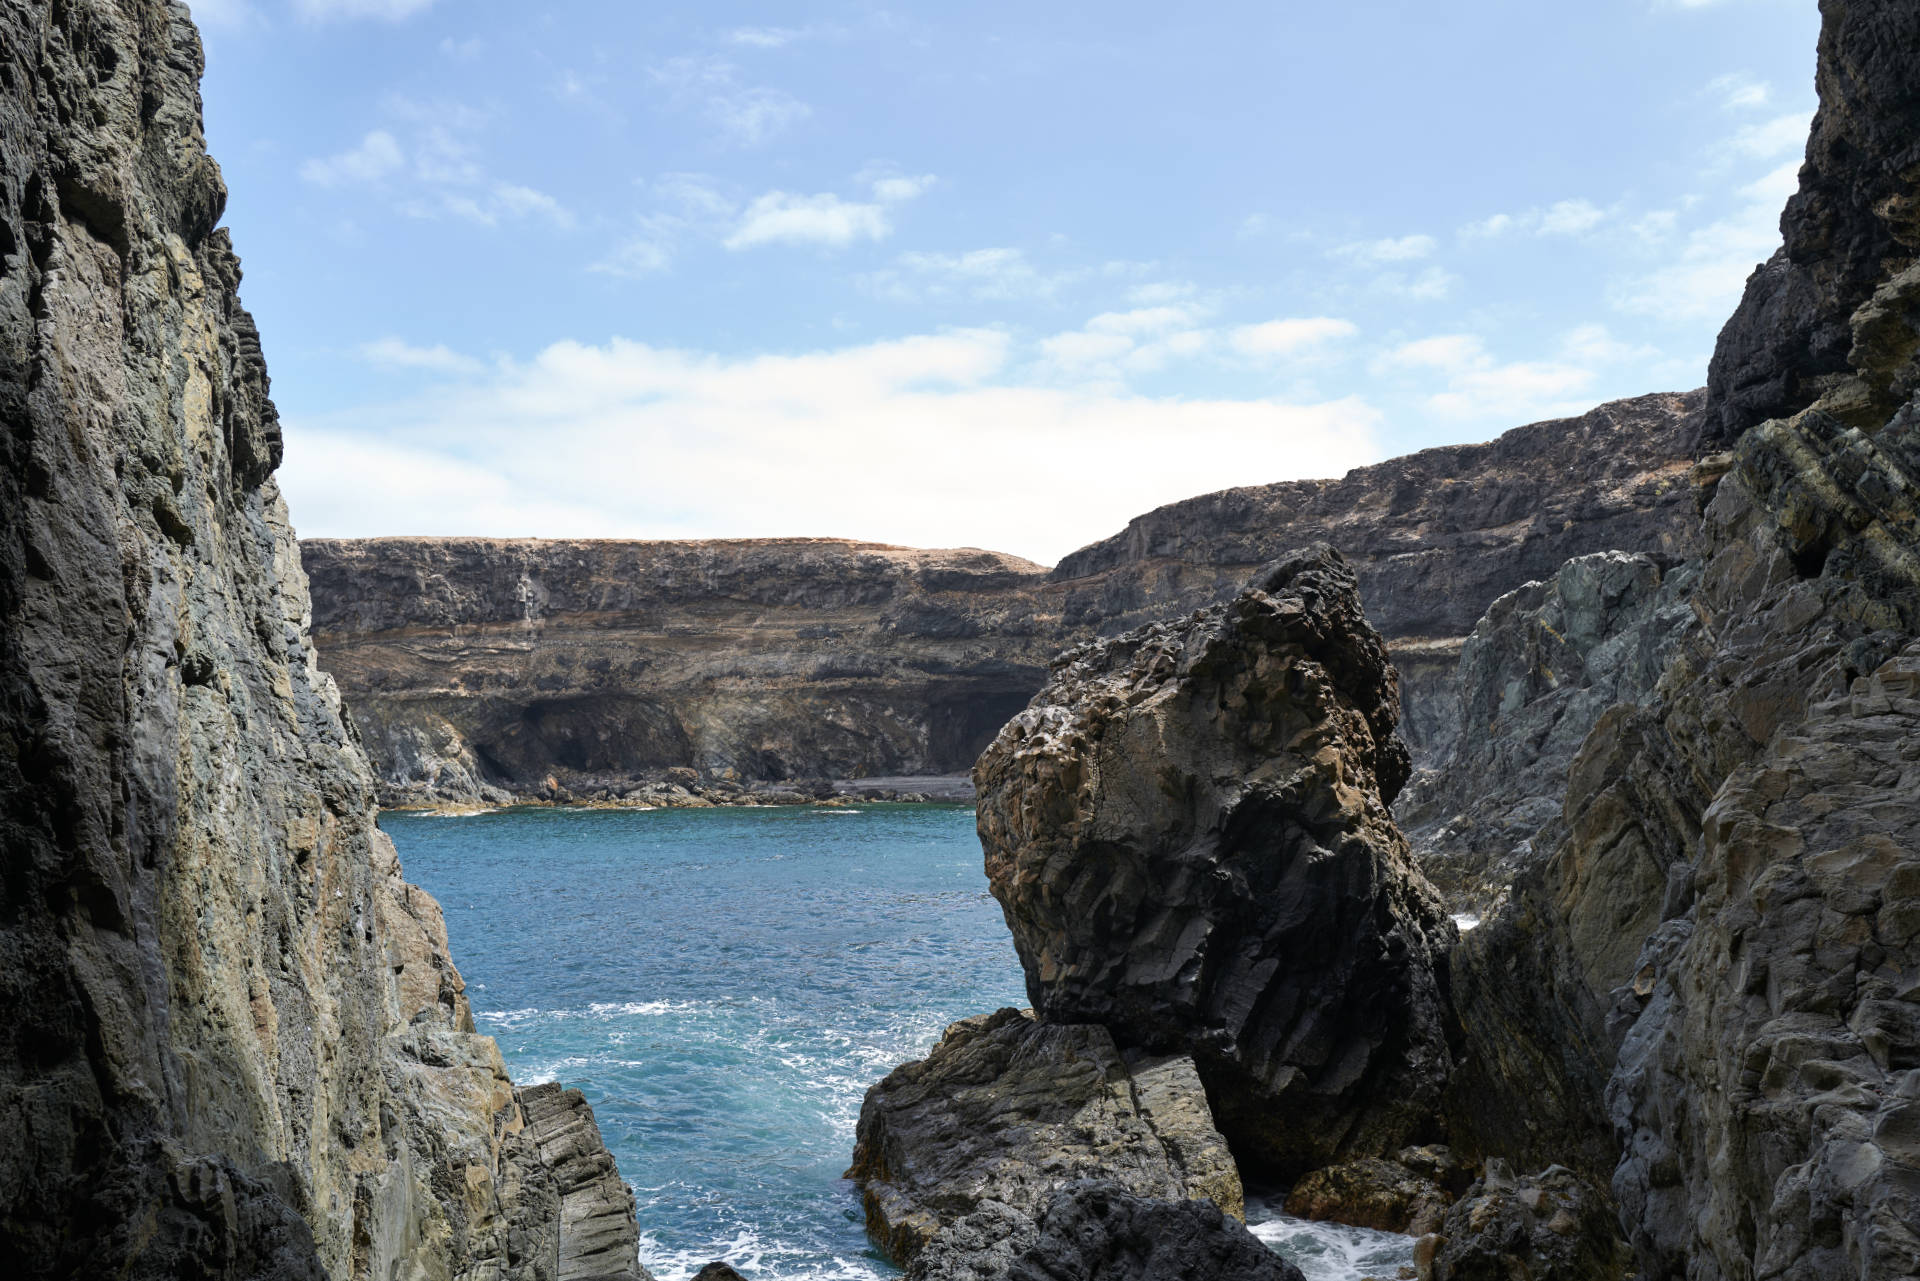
[302,393,1700,804]
[846,1008,1241,1264]
[0,2,639,1277]
[1397,550,1700,914]
[904,1183,1305,1281]
[1423,1162,1630,1281]
[975,546,1456,1176]
[1436,3,1920,1277]
[301,537,1058,805]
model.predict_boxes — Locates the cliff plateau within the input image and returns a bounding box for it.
[303,392,1700,806]
[0,2,639,1277]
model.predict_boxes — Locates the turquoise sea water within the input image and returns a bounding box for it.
[383,804,1413,1281]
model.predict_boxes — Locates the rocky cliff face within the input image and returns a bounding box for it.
[304,394,1699,805]
[975,546,1456,1177]
[301,537,1058,804]
[1047,391,1703,755]
[0,3,637,1277]
[1437,3,1920,1277]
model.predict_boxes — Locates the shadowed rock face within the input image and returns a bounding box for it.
[976,545,1455,1177]
[0,3,639,1277]
[301,394,1700,803]
[904,1183,1304,1281]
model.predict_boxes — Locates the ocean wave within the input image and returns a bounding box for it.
[637,1225,890,1281]
[1246,1201,1414,1281]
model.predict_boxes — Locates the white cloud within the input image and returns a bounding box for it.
[1706,73,1771,111]
[726,26,803,47]
[725,192,892,250]
[1376,333,1597,421]
[1333,234,1436,265]
[651,56,811,145]
[1728,110,1812,160]
[871,173,937,202]
[1375,266,1457,301]
[299,131,404,186]
[187,0,260,28]
[1229,318,1359,359]
[593,234,674,279]
[359,337,485,375]
[294,0,435,20]
[1613,160,1795,319]
[1462,199,1606,238]
[864,248,1070,302]
[279,331,1385,565]
[405,182,573,230]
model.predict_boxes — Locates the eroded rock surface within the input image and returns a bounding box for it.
[976,546,1455,1176]
[0,2,639,1276]
[846,1009,1241,1264]
[1425,1163,1630,1281]
[905,1183,1304,1281]
[1398,551,1700,913]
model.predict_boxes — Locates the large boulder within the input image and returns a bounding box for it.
[905,1183,1305,1281]
[846,1009,1242,1264]
[1425,1163,1630,1281]
[975,545,1455,1175]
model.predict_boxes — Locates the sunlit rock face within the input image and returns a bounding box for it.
[0,2,639,1276]
[976,545,1455,1178]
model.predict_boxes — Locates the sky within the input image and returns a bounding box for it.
[190,0,1821,566]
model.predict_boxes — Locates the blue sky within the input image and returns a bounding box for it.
[192,0,1819,564]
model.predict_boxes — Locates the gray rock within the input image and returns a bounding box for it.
[1398,550,1701,914]
[0,2,640,1275]
[976,545,1455,1176]
[906,1183,1305,1281]
[1428,1163,1630,1281]
[846,1008,1241,1264]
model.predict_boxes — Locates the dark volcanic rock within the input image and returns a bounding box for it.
[846,1008,1241,1264]
[1398,551,1700,914]
[905,1183,1304,1281]
[1427,1163,1630,1281]
[1703,0,1920,444]
[0,2,640,1276]
[976,545,1455,1176]
[1282,1151,1457,1236]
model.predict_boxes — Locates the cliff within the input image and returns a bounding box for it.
[301,537,1060,804]
[303,393,1700,804]
[0,2,639,1277]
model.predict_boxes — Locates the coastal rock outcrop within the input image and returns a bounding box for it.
[1443,4,1920,1277]
[0,2,638,1276]
[1424,1163,1630,1281]
[1397,550,1700,913]
[905,1183,1305,1281]
[975,545,1455,1175]
[846,1008,1241,1264]
[302,394,1701,804]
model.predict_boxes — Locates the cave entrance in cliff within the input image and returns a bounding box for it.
[927,690,1037,773]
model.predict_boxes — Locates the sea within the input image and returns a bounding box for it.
[383,803,1416,1281]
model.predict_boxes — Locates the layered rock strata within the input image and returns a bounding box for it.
[846,1008,1241,1264]
[301,537,1058,805]
[975,545,1456,1176]
[303,393,1700,804]
[0,2,638,1276]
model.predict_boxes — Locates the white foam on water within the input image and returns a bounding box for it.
[1248,1206,1416,1281]
[1452,912,1482,931]
[423,807,499,818]
[638,1225,889,1281]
